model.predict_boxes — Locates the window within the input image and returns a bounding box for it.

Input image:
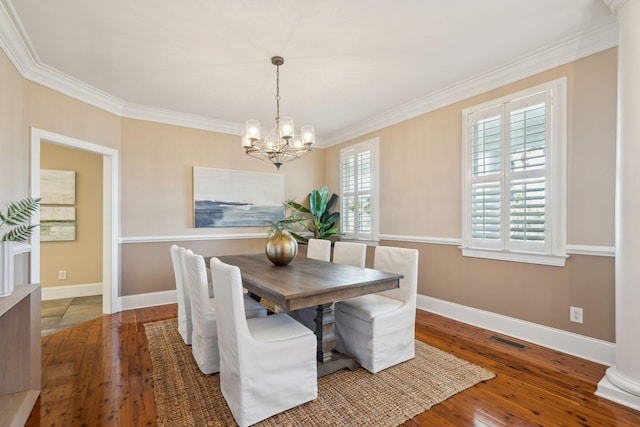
[340,138,379,242]
[461,78,567,266]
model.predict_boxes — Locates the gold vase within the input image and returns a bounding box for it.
[265,229,298,266]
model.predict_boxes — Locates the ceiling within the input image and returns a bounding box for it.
[1,0,618,146]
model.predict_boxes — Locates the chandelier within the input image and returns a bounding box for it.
[242,56,315,169]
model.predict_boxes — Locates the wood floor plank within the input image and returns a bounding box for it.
[25,305,640,426]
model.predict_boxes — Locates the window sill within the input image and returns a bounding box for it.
[339,237,379,247]
[460,247,568,267]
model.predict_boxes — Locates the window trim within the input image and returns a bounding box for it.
[460,78,567,267]
[340,137,380,242]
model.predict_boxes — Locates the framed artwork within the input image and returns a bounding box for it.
[193,167,284,227]
[40,206,76,241]
[40,169,77,241]
[40,169,76,205]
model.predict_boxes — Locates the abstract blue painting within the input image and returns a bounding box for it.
[193,167,284,227]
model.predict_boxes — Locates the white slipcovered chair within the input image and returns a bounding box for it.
[170,244,192,345]
[335,245,419,373]
[210,257,317,427]
[292,240,367,331]
[182,250,267,374]
[332,241,366,267]
[306,238,331,261]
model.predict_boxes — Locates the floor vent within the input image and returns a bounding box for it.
[489,335,528,350]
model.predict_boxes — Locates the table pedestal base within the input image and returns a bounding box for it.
[317,352,360,377]
[314,303,360,377]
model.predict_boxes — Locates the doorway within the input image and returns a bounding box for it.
[30,128,120,314]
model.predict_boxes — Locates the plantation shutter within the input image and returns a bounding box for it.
[356,150,372,236]
[466,91,551,253]
[507,92,549,253]
[341,153,355,235]
[462,78,566,265]
[341,143,373,240]
[469,106,502,249]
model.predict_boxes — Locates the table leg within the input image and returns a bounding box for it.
[313,303,360,377]
[314,303,337,363]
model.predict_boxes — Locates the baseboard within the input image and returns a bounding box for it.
[114,290,615,365]
[596,376,640,411]
[42,283,103,300]
[417,294,615,366]
[120,290,177,311]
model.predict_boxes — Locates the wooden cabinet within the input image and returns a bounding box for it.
[0,284,41,427]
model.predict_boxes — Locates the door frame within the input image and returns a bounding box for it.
[30,128,120,314]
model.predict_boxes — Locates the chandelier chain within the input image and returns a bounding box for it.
[275,62,281,120]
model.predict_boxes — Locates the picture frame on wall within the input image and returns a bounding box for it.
[40,206,76,241]
[193,167,284,227]
[40,169,77,241]
[40,169,76,205]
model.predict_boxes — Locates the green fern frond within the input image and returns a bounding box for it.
[1,197,41,241]
[2,224,38,242]
[2,198,41,226]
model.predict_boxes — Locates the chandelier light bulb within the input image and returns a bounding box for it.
[241,129,252,148]
[280,117,294,139]
[301,125,315,145]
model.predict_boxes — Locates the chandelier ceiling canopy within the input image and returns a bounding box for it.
[242,56,315,170]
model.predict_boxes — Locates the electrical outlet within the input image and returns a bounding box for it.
[58,270,67,280]
[570,306,583,324]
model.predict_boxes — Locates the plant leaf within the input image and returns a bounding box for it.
[325,193,339,212]
[309,186,328,217]
[1,197,41,241]
[286,200,310,214]
[323,212,340,227]
[2,224,38,242]
[290,231,308,244]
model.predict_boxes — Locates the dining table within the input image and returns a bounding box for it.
[214,253,403,377]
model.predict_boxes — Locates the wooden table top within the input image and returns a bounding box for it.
[215,253,402,311]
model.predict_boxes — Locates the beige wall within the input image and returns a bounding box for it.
[0,48,27,205]
[120,119,325,237]
[325,48,618,342]
[0,44,618,341]
[119,118,326,295]
[40,142,103,288]
[23,81,122,152]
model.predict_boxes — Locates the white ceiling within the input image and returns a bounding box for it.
[1,0,617,146]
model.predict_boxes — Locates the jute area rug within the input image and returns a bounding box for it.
[145,318,495,426]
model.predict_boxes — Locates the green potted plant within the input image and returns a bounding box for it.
[1,197,40,297]
[286,186,340,244]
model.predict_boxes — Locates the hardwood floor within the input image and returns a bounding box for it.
[26,305,640,426]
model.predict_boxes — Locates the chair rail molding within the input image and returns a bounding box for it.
[380,234,615,257]
[120,232,269,244]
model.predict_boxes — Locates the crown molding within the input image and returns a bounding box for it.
[322,22,619,147]
[602,0,630,15]
[0,1,127,115]
[0,3,619,144]
[0,1,245,135]
[121,103,242,135]
[26,62,126,116]
[0,0,35,75]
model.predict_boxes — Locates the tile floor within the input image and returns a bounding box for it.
[41,294,103,336]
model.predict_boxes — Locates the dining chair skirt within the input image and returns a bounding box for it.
[335,246,419,373]
[183,251,267,375]
[211,257,317,427]
[170,245,192,345]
